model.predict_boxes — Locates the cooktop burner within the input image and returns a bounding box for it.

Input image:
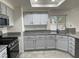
[0,39,14,44]
[0,37,18,45]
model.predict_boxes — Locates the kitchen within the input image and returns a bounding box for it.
[0,0,79,58]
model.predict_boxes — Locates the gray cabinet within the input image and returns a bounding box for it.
[24,35,56,50]
[0,3,7,15]
[36,35,45,49]
[56,35,68,51]
[23,34,79,58]
[45,35,56,49]
[24,36,36,50]
[24,13,48,25]
[7,7,14,26]
[33,14,41,25]
[0,2,14,26]
[24,13,33,25]
[40,14,48,24]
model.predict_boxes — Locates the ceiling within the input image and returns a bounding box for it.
[7,0,79,12]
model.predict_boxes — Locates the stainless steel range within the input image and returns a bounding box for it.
[0,37,19,58]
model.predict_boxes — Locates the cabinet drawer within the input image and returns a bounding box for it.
[69,37,75,42]
[56,35,63,39]
[47,35,55,40]
[24,36,35,40]
[69,48,75,56]
[37,36,46,40]
[69,39,75,43]
[69,41,75,46]
[63,36,68,39]
[69,45,75,51]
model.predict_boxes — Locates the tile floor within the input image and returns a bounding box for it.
[19,50,73,58]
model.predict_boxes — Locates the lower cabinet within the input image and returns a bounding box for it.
[56,35,68,52]
[24,35,56,50]
[45,35,56,49]
[36,39,45,49]
[24,35,79,58]
[24,40,35,50]
[24,36,36,50]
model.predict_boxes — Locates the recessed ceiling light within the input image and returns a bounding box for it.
[34,0,38,2]
[51,0,55,2]
[30,0,66,7]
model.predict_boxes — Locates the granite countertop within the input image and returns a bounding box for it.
[2,32,21,37]
[0,45,7,52]
[24,31,79,39]
[68,33,79,38]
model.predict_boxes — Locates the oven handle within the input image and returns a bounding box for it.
[10,43,19,51]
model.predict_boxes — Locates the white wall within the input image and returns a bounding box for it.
[66,7,79,32]
[48,9,67,16]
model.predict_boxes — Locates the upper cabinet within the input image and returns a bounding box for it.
[24,13,48,25]
[32,14,41,25]
[7,7,14,26]
[40,14,48,25]
[0,2,7,15]
[24,13,33,25]
[0,2,14,26]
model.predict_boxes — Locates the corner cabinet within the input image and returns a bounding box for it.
[56,35,69,52]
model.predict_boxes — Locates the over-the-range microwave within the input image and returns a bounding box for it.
[0,14,9,27]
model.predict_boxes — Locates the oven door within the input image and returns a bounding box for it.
[9,43,19,58]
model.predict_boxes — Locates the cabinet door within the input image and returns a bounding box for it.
[40,14,48,25]
[36,36,45,49]
[24,36,36,50]
[24,13,33,25]
[24,40,35,50]
[36,39,45,49]
[33,14,40,25]
[45,35,55,49]
[1,3,7,15]
[56,35,68,51]
[7,7,14,26]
